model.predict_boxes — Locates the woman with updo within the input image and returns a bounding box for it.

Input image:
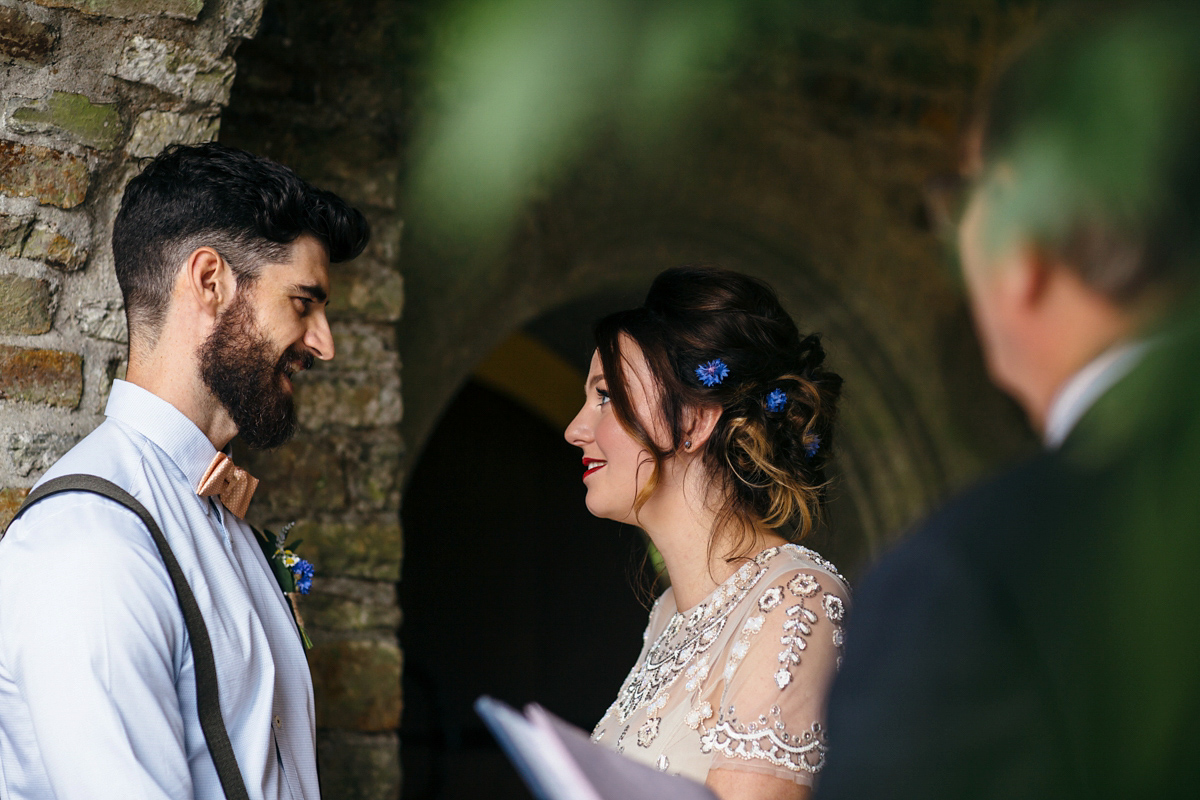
[566,266,849,800]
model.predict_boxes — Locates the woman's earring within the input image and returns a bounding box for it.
[684,440,692,450]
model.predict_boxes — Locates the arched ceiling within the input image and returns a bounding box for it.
[398,42,1038,575]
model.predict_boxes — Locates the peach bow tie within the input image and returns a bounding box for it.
[196,452,259,519]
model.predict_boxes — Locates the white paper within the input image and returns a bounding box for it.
[476,696,719,800]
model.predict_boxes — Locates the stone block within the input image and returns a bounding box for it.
[309,639,402,731]
[23,222,88,271]
[223,0,266,39]
[0,345,83,408]
[327,322,399,372]
[31,0,203,21]
[295,374,402,430]
[7,92,124,151]
[0,215,33,256]
[302,577,401,632]
[0,140,88,209]
[329,261,403,322]
[75,298,128,342]
[0,6,59,63]
[6,432,80,478]
[344,432,403,512]
[115,36,236,106]
[126,110,219,158]
[286,519,402,581]
[316,731,401,800]
[0,487,31,531]
[0,274,55,334]
[237,437,347,516]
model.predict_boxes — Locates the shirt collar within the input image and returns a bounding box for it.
[1044,340,1151,449]
[104,380,221,491]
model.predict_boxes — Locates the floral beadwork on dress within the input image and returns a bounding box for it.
[685,700,713,730]
[775,603,818,689]
[784,543,848,588]
[700,705,829,775]
[638,715,661,748]
[636,692,670,747]
[591,544,849,784]
[599,552,775,728]
[822,591,846,667]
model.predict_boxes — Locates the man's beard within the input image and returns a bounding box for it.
[198,293,314,450]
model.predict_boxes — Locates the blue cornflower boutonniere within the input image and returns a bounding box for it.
[255,521,314,649]
[695,358,730,387]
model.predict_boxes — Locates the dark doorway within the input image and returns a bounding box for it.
[400,380,653,799]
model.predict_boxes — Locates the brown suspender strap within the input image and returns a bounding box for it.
[6,474,251,800]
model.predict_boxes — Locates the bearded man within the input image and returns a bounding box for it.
[0,143,369,800]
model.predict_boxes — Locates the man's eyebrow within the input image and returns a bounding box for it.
[291,284,329,304]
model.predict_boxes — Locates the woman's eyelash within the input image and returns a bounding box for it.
[597,388,610,405]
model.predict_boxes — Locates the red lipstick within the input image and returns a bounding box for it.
[582,457,606,480]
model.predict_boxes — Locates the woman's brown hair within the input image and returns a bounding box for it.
[594,265,842,563]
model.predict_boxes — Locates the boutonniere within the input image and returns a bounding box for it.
[255,521,314,649]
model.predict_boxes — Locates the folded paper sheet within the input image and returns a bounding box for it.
[476,696,719,800]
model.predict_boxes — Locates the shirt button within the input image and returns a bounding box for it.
[274,715,283,730]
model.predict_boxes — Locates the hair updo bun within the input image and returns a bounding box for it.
[594,265,843,556]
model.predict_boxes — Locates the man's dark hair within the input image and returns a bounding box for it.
[976,2,1200,302]
[112,142,370,341]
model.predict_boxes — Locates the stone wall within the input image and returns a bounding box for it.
[0,1,407,798]
[219,1,408,797]
[0,0,263,515]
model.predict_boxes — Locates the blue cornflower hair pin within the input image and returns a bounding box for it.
[766,388,788,412]
[805,435,822,459]
[695,358,730,387]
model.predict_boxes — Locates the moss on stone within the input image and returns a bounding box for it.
[0,275,55,335]
[309,639,403,731]
[10,92,124,151]
[287,519,403,582]
[0,215,33,257]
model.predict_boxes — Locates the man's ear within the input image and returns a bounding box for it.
[683,404,722,452]
[1008,244,1055,310]
[183,246,235,318]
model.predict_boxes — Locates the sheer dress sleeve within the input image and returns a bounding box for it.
[697,567,848,786]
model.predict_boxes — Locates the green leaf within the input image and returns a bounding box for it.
[270,556,296,593]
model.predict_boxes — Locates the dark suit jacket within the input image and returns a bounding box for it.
[819,326,1200,799]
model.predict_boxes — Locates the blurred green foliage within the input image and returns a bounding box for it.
[981,4,1200,267]
[407,0,1200,288]
[406,0,848,248]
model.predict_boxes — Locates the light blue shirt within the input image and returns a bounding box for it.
[0,380,318,800]
[1043,340,1150,449]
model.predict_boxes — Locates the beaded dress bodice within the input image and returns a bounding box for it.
[591,544,849,787]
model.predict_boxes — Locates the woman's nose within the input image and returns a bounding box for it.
[564,405,591,447]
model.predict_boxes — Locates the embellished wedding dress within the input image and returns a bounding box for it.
[591,544,849,788]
